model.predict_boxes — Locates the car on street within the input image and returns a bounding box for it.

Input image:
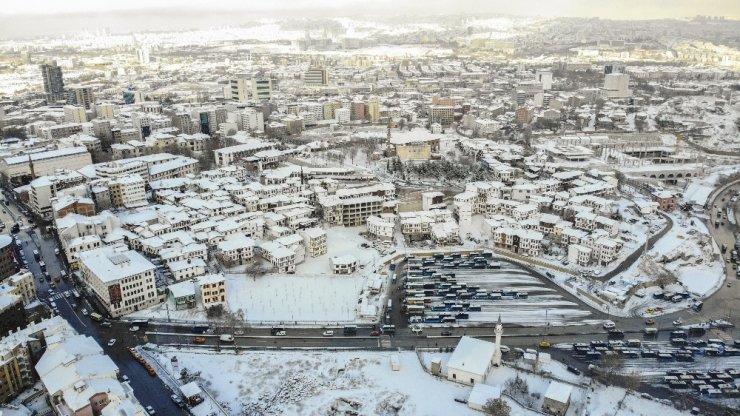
[192,336,206,344]
[500,345,510,354]
[440,330,452,336]
[602,320,616,329]
[129,326,140,332]
[645,318,656,325]
[170,394,184,407]
[121,375,129,382]
[567,365,582,375]
[275,331,286,336]
[145,405,155,415]
[107,339,116,347]
[81,308,88,316]
[369,330,380,336]
[539,340,551,349]
[322,330,334,337]
[100,321,112,328]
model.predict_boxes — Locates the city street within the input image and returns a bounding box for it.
[1,197,184,415]
[1,187,738,413]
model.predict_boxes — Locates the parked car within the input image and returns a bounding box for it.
[145,405,155,415]
[170,394,184,408]
[107,339,116,347]
[81,308,89,316]
[440,330,452,336]
[192,336,206,344]
[539,340,551,349]
[322,330,334,337]
[129,326,140,332]
[369,330,380,336]
[645,318,656,325]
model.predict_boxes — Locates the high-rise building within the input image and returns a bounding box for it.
[69,86,95,109]
[536,70,553,90]
[63,105,87,123]
[304,67,329,86]
[229,78,250,103]
[40,61,64,103]
[366,96,380,123]
[251,78,272,101]
[350,101,365,121]
[95,103,115,119]
[137,46,151,65]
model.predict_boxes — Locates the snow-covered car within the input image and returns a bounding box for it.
[145,405,155,415]
[322,330,334,337]
[107,339,116,347]
[129,326,140,332]
[602,320,616,330]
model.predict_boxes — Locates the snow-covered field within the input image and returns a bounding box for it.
[148,347,692,416]
[130,227,386,324]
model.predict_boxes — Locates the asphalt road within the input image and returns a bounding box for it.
[1,197,184,416]
[1,187,738,413]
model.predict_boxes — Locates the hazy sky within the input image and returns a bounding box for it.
[3,0,739,19]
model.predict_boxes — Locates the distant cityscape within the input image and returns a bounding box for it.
[0,8,738,416]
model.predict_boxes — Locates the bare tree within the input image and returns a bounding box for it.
[482,398,511,416]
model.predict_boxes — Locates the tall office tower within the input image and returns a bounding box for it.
[304,67,329,86]
[70,86,95,109]
[40,61,64,102]
[137,46,151,65]
[251,78,272,101]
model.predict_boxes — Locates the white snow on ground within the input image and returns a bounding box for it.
[151,348,478,416]
[130,227,386,324]
[150,347,691,416]
[225,273,369,323]
[647,214,723,297]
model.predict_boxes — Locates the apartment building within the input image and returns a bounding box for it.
[0,147,92,182]
[107,174,147,208]
[0,270,36,305]
[214,141,275,167]
[366,214,396,241]
[216,235,256,266]
[259,241,296,273]
[29,170,87,219]
[331,256,358,275]
[196,274,226,307]
[492,227,543,257]
[78,245,158,318]
[300,227,327,257]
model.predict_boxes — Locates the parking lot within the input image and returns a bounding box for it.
[400,252,597,327]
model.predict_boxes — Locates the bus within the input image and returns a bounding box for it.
[342,325,357,335]
[386,299,392,312]
[90,312,104,322]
